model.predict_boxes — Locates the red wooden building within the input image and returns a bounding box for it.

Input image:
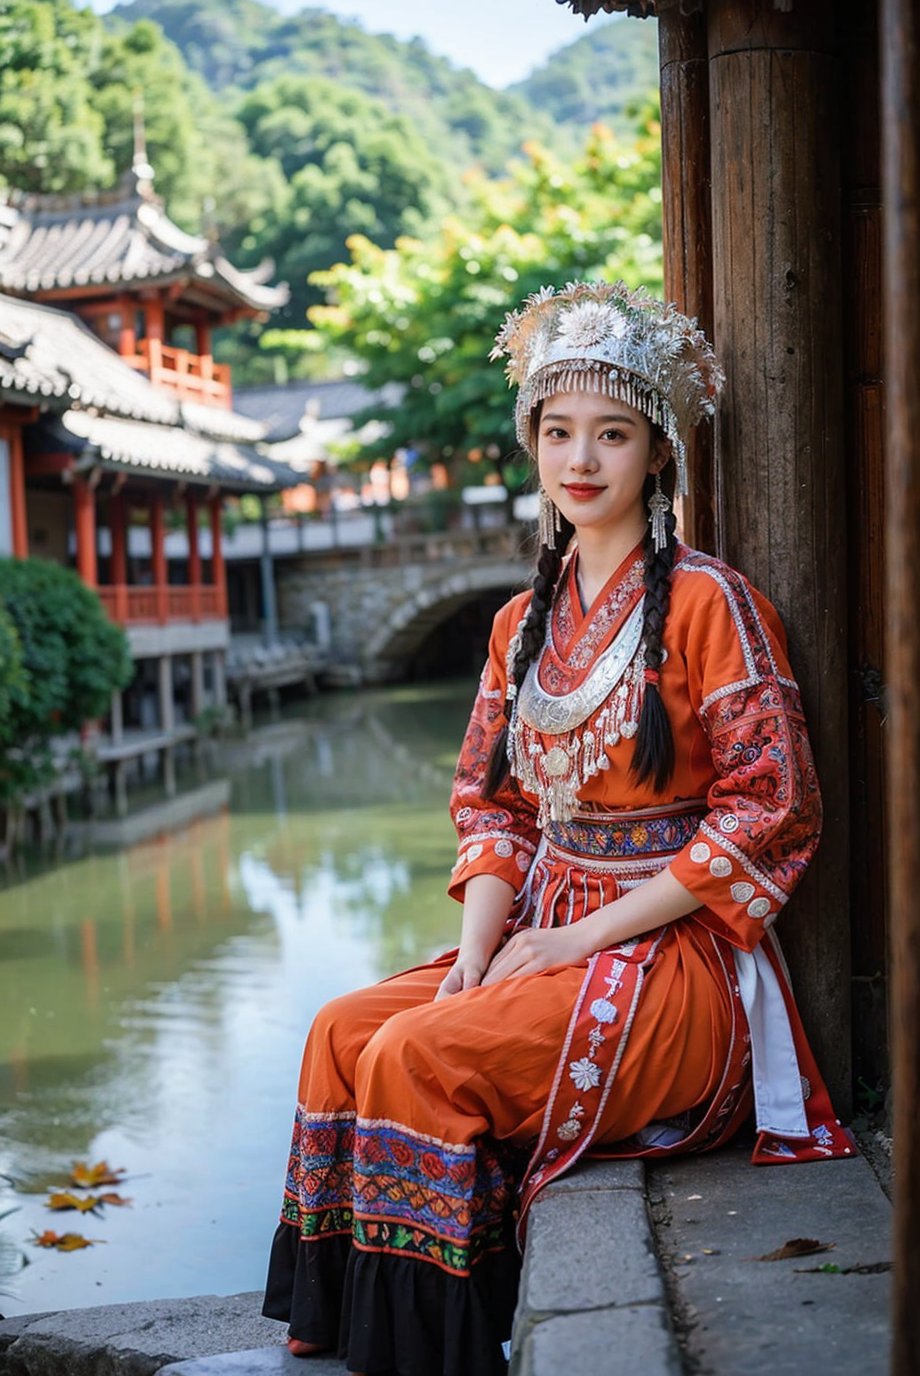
[0,158,296,811]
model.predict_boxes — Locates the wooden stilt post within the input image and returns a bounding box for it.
[657,0,714,552]
[706,0,851,1110]
[881,0,920,1367]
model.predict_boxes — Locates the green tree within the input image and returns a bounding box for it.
[0,0,112,191]
[0,558,133,804]
[307,113,663,489]
[235,75,449,325]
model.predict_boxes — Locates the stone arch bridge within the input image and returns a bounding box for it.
[275,523,534,682]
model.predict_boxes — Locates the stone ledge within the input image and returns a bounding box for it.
[0,1292,288,1376]
[512,1306,683,1376]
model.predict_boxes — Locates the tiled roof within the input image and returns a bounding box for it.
[0,172,288,315]
[57,411,299,492]
[0,292,178,423]
[0,292,299,492]
[234,378,404,439]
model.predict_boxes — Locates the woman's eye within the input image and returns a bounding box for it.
[544,427,568,439]
[601,428,624,442]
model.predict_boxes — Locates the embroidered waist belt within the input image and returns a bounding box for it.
[543,800,706,863]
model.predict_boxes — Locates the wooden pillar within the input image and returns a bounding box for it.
[195,321,212,357]
[145,296,165,379]
[881,0,920,1367]
[110,492,128,622]
[6,424,28,558]
[118,297,136,359]
[73,478,98,588]
[209,494,226,618]
[186,492,201,619]
[657,0,715,552]
[707,0,851,1110]
[839,0,888,1093]
[150,494,167,623]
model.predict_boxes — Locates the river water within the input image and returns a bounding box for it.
[0,681,475,1316]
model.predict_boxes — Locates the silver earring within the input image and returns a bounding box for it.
[538,486,562,548]
[648,473,671,554]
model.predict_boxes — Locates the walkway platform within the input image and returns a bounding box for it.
[0,1142,891,1375]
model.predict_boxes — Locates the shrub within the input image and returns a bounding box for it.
[0,557,133,801]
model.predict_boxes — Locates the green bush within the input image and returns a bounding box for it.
[0,558,133,800]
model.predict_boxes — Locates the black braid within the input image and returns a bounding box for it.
[631,471,678,793]
[483,512,575,798]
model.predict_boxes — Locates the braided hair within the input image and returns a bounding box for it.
[484,509,574,798]
[631,467,678,793]
[484,417,679,801]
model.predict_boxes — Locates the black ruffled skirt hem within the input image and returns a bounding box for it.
[262,1221,520,1376]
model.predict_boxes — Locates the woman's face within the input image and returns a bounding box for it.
[536,390,667,540]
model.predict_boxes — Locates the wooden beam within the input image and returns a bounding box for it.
[658,0,714,552]
[24,452,74,478]
[881,0,920,1367]
[707,0,851,1110]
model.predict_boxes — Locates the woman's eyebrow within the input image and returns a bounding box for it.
[542,411,636,425]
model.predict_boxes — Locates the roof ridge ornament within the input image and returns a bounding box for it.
[131,90,156,198]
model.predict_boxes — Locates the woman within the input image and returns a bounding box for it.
[262,281,853,1376]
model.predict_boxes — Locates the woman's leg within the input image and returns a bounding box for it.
[262,963,450,1349]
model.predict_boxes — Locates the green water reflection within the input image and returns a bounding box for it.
[0,681,476,1314]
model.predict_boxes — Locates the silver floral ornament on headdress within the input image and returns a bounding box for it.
[490,280,724,496]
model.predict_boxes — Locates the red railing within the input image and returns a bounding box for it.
[98,584,227,625]
[127,339,232,409]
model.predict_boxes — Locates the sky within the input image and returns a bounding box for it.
[87,0,619,88]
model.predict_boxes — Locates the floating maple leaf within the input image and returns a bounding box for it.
[45,1192,101,1213]
[69,1160,126,1189]
[97,1192,131,1207]
[31,1229,103,1251]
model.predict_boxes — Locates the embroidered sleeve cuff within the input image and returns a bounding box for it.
[447,834,536,903]
[670,821,786,952]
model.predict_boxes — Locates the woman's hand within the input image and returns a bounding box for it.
[434,954,488,1000]
[480,923,592,986]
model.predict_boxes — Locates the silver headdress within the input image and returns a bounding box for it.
[490,280,723,496]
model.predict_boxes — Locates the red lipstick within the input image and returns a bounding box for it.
[563,483,606,501]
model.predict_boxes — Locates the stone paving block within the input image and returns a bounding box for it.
[159,1346,343,1375]
[650,1146,892,1376]
[513,1306,682,1376]
[541,1158,645,1195]
[519,1188,664,1314]
[0,1292,287,1376]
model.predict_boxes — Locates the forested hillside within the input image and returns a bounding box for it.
[111,0,558,173]
[0,0,660,381]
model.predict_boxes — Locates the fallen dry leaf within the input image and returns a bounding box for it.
[31,1229,103,1251]
[69,1160,126,1189]
[753,1238,836,1262]
[45,1192,101,1213]
[97,1192,132,1207]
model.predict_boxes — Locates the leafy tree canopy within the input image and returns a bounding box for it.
[0,0,278,235]
[307,111,663,490]
[234,74,451,328]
